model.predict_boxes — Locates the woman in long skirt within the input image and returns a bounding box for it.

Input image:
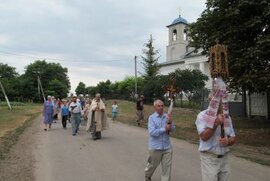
[43,95,54,131]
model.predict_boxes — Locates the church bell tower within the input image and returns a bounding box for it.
[166,13,188,62]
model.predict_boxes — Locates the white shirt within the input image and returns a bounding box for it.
[195,110,235,155]
[69,102,82,114]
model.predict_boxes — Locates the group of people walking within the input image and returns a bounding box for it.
[42,77,236,181]
[42,93,109,140]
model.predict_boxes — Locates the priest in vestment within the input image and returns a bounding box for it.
[86,93,109,140]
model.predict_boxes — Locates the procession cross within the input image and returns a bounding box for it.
[166,76,180,101]
[163,76,180,114]
[163,76,180,134]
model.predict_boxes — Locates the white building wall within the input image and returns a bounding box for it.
[247,93,268,117]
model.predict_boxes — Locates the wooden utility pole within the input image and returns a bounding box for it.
[134,56,138,99]
[0,80,12,110]
[34,71,46,102]
[37,75,46,102]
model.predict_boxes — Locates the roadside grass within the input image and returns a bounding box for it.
[0,103,42,159]
[106,99,270,166]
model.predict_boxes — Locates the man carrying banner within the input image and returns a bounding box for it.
[195,41,236,181]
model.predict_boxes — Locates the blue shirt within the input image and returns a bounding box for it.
[195,110,236,155]
[148,112,176,150]
[61,105,69,116]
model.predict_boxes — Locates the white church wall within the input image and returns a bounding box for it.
[159,62,185,75]
[247,93,267,117]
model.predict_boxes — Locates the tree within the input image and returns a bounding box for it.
[0,63,19,79]
[85,86,97,98]
[188,0,270,94]
[0,63,20,101]
[47,79,68,99]
[22,60,70,101]
[169,69,208,101]
[141,35,161,80]
[111,76,145,100]
[95,80,112,98]
[75,82,86,96]
[142,75,168,103]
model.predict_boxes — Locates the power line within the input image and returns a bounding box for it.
[0,50,133,63]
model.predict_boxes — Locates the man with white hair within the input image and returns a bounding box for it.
[86,93,109,140]
[145,99,176,181]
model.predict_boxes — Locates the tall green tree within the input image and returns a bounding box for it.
[188,0,270,94]
[141,35,161,80]
[75,82,86,96]
[22,60,70,101]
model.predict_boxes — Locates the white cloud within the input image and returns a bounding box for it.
[0,34,11,45]
[0,0,206,93]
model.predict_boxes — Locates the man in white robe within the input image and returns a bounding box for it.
[86,93,109,140]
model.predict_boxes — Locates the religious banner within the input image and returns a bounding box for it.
[208,40,229,138]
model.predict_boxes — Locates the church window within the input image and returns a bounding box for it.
[183,29,187,41]
[173,29,177,41]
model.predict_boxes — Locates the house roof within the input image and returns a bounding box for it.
[160,48,206,67]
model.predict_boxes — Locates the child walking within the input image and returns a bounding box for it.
[61,100,69,129]
[112,101,118,122]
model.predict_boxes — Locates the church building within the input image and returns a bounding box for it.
[159,14,211,89]
[159,14,269,119]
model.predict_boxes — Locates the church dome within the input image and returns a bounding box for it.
[167,15,188,27]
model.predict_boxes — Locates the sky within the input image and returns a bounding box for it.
[0,0,206,93]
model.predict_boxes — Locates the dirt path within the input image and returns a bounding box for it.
[1,115,270,181]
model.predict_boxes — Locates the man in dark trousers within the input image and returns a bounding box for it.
[136,95,144,126]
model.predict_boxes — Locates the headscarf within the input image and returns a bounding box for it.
[203,77,230,133]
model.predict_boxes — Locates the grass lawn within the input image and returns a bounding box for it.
[0,104,42,137]
[106,99,270,166]
[0,103,42,159]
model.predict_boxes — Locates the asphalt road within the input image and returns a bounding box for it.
[33,119,270,181]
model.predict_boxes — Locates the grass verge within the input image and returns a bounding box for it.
[0,104,42,160]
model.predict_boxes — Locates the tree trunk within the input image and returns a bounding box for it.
[248,91,251,118]
[267,87,270,121]
[242,87,247,118]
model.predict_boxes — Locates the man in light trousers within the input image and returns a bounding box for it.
[145,99,175,181]
[69,95,82,136]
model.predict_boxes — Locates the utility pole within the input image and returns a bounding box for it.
[34,71,46,102]
[38,75,46,102]
[134,56,138,99]
[0,77,12,110]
